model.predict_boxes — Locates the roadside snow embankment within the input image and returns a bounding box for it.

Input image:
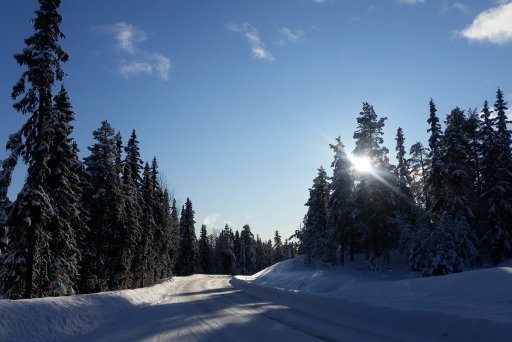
[0,278,181,342]
[233,255,512,341]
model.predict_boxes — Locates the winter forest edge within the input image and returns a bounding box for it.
[0,0,511,300]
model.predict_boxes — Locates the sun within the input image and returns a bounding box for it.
[349,154,372,173]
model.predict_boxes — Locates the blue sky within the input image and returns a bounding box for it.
[1,0,511,241]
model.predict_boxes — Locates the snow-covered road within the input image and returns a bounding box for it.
[74,275,397,342]
[2,263,511,341]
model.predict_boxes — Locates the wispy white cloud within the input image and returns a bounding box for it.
[228,23,274,61]
[312,0,327,4]
[452,2,470,14]
[96,22,171,80]
[277,27,305,45]
[460,2,512,44]
[203,213,222,226]
[396,0,425,5]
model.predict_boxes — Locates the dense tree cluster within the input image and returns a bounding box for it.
[298,93,512,276]
[0,0,292,299]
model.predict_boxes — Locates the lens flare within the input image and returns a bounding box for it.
[349,154,372,173]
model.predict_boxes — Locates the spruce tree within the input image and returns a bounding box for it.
[328,137,353,265]
[139,163,156,286]
[441,107,478,269]
[0,0,78,299]
[302,167,329,263]
[177,198,198,275]
[120,163,142,288]
[81,121,124,293]
[425,99,445,215]
[198,224,212,273]
[217,224,235,274]
[168,199,180,275]
[273,230,283,263]
[395,128,413,201]
[409,142,430,207]
[480,93,512,264]
[240,224,255,274]
[352,103,396,268]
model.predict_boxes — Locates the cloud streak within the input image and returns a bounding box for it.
[396,0,425,5]
[460,2,512,44]
[277,27,305,45]
[228,23,274,61]
[96,22,171,80]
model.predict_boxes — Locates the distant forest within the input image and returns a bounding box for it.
[297,92,511,276]
[0,0,294,300]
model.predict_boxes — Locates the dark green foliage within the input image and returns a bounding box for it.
[328,137,353,265]
[0,0,80,299]
[198,224,212,273]
[177,198,197,276]
[81,121,124,293]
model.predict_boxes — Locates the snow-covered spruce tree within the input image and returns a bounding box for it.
[302,167,330,263]
[425,99,445,216]
[409,142,430,207]
[233,230,241,269]
[138,163,157,286]
[273,230,283,263]
[328,136,353,265]
[395,127,413,202]
[81,121,124,293]
[216,224,235,274]
[464,108,483,205]
[440,107,479,269]
[177,198,198,276]
[480,93,512,264]
[168,198,180,275]
[42,86,87,296]
[0,189,9,255]
[352,103,397,268]
[119,163,141,289]
[240,224,256,274]
[149,158,166,282]
[0,0,83,299]
[198,224,212,274]
[122,130,144,287]
[160,188,174,278]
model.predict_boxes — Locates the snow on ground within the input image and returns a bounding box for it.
[0,277,186,342]
[235,254,512,340]
[1,256,512,341]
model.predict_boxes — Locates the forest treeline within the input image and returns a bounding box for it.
[0,0,294,299]
[297,92,511,276]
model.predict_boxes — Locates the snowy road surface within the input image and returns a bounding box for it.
[74,275,399,342]
[2,266,511,341]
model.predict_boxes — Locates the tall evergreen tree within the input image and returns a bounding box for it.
[273,230,283,263]
[328,137,353,265]
[177,198,198,275]
[352,103,396,268]
[0,0,77,299]
[441,107,478,268]
[198,224,212,273]
[168,199,180,275]
[480,93,512,264]
[216,224,235,274]
[425,99,445,215]
[395,127,413,201]
[302,167,329,263]
[80,121,124,293]
[409,142,430,207]
[240,224,255,274]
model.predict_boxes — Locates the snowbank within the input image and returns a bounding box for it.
[0,278,181,342]
[234,255,512,341]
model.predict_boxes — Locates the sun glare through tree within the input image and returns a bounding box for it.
[348,154,372,173]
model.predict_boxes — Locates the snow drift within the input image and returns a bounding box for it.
[234,255,512,341]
